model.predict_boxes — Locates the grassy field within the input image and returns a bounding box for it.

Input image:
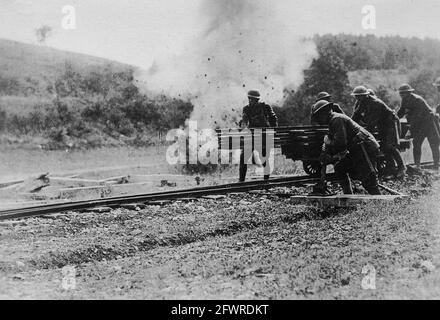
[0,166,438,299]
[0,145,178,182]
[0,133,439,299]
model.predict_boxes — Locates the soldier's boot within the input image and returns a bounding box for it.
[391,149,406,178]
[431,144,440,170]
[413,141,423,170]
[262,160,271,182]
[339,175,353,194]
[362,174,381,195]
[395,167,406,178]
[365,185,381,195]
[239,164,247,182]
[383,152,396,180]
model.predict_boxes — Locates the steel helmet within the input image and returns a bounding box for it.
[315,91,331,102]
[367,89,376,96]
[351,86,369,96]
[311,100,332,116]
[398,84,415,93]
[433,77,440,87]
[247,90,260,99]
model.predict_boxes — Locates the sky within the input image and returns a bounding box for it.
[1,0,440,69]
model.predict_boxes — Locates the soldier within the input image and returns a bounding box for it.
[352,88,375,116]
[351,85,406,178]
[310,92,344,124]
[311,100,381,195]
[397,84,440,170]
[239,90,278,182]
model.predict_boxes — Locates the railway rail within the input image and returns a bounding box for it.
[0,156,433,221]
[0,173,337,221]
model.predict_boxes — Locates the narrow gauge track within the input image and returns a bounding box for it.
[0,174,337,221]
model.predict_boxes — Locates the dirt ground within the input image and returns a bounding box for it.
[1,168,440,300]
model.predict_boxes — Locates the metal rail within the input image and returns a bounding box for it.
[407,161,435,167]
[0,174,337,221]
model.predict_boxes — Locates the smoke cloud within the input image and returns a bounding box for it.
[136,0,317,128]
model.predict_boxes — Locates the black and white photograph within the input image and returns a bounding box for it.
[0,0,440,304]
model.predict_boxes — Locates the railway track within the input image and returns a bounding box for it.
[0,159,434,221]
[0,173,337,221]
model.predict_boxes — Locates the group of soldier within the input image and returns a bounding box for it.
[239,82,440,195]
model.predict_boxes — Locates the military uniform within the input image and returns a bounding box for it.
[310,92,345,124]
[325,112,381,195]
[239,101,278,182]
[241,102,278,128]
[310,102,344,125]
[330,103,345,115]
[397,93,440,167]
[352,95,405,174]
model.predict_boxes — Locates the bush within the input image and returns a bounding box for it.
[408,68,440,107]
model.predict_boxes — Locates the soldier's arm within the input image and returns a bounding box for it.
[367,102,388,129]
[328,118,348,153]
[413,98,430,123]
[396,103,407,119]
[265,104,278,127]
[351,103,364,122]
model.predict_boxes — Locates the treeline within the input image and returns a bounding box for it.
[0,63,193,149]
[275,34,440,125]
[3,34,440,148]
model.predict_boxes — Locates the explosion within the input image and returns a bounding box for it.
[136,0,317,129]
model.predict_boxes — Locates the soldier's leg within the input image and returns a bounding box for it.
[412,134,425,167]
[362,173,381,195]
[259,138,272,181]
[339,173,354,194]
[392,148,405,170]
[239,148,252,182]
[391,147,406,177]
[334,158,353,194]
[384,143,406,177]
[383,147,396,174]
[386,124,405,174]
[262,146,272,181]
[357,146,381,194]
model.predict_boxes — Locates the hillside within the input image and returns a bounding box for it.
[0,39,193,149]
[3,35,440,148]
[347,69,410,109]
[0,38,133,99]
[277,34,440,126]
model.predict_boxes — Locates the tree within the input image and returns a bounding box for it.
[35,25,52,45]
[280,37,352,125]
